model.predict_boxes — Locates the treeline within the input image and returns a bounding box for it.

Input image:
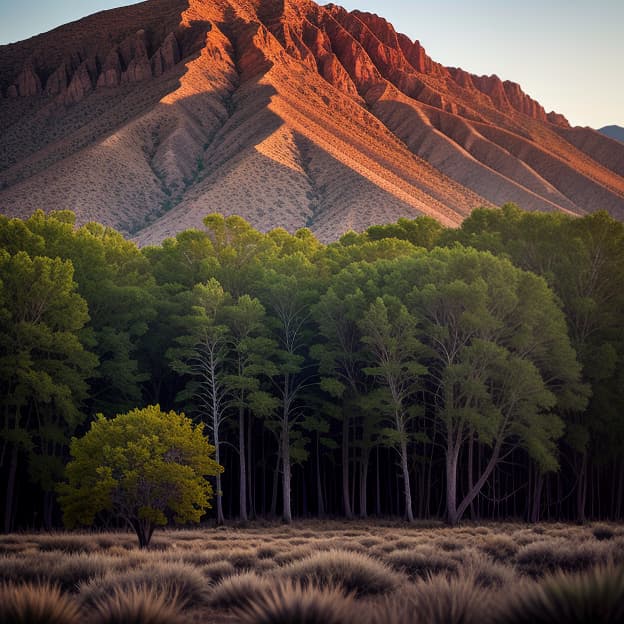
[1,205,622,530]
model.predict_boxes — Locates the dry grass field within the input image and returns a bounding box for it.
[2,521,624,623]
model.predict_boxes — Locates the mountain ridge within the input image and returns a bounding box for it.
[1,0,623,243]
[599,125,624,144]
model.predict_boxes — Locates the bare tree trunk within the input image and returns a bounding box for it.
[281,414,292,523]
[4,445,18,533]
[446,441,460,525]
[248,414,255,518]
[530,469,544,523]
[468,432,477,520]
[577,451,588,523]
[342,411,353,519]
[239,406,247,522]
[270,452,280,517]
[214,426,224,525]
[316,434,325,517]
[360,448,370,519]
[400,438,414,522]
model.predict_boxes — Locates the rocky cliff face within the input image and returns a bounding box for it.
[1,0,623,243]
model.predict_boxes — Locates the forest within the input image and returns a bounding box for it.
[1,204,623,532]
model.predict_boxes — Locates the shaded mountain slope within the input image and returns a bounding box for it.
[1,0,623,243]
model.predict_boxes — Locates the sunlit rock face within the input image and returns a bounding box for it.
[1,0,623,243]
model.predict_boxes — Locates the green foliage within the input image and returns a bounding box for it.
[59,405,222,547]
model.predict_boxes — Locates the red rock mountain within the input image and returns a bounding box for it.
[1,0,623,243]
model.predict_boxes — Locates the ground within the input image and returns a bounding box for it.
[1,520,623,623]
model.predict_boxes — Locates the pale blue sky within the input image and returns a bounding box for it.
[0,0,621,128]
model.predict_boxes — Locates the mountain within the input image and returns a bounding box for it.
[599,125,624,143]
[1,0,623,244]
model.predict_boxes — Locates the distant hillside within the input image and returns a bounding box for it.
[1,0,624,244]
[599,125,624,143]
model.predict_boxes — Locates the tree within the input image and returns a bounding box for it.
[59,405,222,547]
[0,250,97,531]
[259,252,320,522]
[222,295,277,521]
[359,296,427,522]
[169,279,231,525]
[393,247,585,524]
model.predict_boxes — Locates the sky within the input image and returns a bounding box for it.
[0,0,621,128]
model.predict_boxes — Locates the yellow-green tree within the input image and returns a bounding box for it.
[59,405,223,547]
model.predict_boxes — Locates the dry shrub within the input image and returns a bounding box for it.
[515,539,609,578]
[274,545,316,565]
[386,547,458,580]
[414,575,492,624]
[278,549,401,596]
[463,552,518,589]
[496,565,624,624]
[0,552,122,590]
[227,548,258,569]
[235,582,357,624]
[38,534,97,553]
[479,534,519,563]
[0,582,81,624]
[202,560,236,580]
[368,575,491,624]
[208,572,272,609]
[80,561,208,608]
[257,546,278,559]
[92,585,187,624]
[434,538,464,552]
[592,525,615,542]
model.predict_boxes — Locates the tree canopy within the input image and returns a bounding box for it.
[58,405,222,547]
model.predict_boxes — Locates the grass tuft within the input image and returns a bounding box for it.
[80,560,208,608]
[497,565,624,624]
[91,585,187,624]
[386,547,458,580]
[235,582,357,624]
[0,582,81,624]
[278,549,402,596]
[208,572,272,609]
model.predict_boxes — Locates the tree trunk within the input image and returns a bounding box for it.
[316,434,325,517]
[399,437,414,522]
[4,445,18,533]
[281,415,292,523]
[577,451,588,523]
[270,451,280,517]
[360,448,370,519]
[468,432,477,520]
[446,442,460,525]
[132,519,154,548]
[342,411,353,519]
[530,468,544,523]
[214,428,224,525]
[239,406,247,522]
[247,413,255,518]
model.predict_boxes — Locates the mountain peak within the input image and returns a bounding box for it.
[1,0,622,243]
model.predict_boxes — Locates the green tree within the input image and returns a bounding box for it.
[450,206,624,521]
[0,250,97,531]
[59,405,222,547]
[259,252,320,523]
[359,296,427,522]
[222,295,278,521]
[393,247,585,524]
[169,279,231,525]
